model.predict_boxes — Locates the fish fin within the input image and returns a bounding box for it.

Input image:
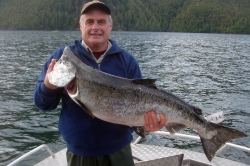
[199,122,247,161]
[132,126,146,138]
[131,79,158,89]
[193,106,203,115]
[74,99,94,118]
[165,123,186,134]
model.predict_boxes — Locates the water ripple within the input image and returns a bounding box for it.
[0,31,249,165]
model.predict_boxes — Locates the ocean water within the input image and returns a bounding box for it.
[0,31,249,165]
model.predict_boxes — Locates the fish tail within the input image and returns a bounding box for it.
[199,122,247,162]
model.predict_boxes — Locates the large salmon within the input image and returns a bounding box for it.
[48,47,246,161]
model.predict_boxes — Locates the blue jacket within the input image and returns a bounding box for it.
[34,39,142,157]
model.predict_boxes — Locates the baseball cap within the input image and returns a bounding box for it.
[81,0,111,15]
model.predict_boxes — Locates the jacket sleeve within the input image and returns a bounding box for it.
[33,49,64,111]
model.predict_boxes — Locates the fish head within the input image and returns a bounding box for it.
[48,58,76,87]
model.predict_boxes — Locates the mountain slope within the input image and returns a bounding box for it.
[0,0,249,33]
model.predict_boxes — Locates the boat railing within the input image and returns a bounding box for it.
[7,144,55,166]
[133,131,250,155]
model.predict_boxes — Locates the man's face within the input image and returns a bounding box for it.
[80,9,112,50]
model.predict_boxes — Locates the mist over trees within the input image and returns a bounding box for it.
[0,0,249,33]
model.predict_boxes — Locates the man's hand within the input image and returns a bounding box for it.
[44,59,59,90]
[144,111,166,132]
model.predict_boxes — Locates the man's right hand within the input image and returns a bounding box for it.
[44,59,59,90]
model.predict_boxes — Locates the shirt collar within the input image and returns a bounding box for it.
[81,40,112,63]
[81,40,112,54]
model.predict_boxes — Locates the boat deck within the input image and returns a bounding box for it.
[33,144,247,166]
[8,132,249,166]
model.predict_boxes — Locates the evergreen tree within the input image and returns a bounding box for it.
[0,0,249,33]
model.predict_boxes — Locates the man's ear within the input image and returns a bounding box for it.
[110,22,113,30]
[79,22,82,30]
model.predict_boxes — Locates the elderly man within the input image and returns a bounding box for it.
[34,1,166,165]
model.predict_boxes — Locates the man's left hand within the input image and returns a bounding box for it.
[144,111,166,132]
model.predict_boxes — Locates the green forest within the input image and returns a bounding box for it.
[0,0,249,33]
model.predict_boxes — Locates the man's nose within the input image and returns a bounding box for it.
[92,22,99,30]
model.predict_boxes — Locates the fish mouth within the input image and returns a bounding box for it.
[65,78,77,95]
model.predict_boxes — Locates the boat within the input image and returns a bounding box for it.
[7,131,250,166]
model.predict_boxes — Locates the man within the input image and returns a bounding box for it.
[34,0,166,165]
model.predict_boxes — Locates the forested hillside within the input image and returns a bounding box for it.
[0,0,249,33]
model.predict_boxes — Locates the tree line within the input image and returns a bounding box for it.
[0,0,249,34]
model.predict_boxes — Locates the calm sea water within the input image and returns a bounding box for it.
[0,31,249,165]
